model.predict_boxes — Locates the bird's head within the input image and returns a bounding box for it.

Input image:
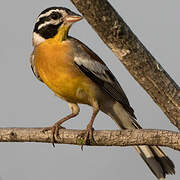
[33,7,82,46]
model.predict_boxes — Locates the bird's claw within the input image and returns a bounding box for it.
[42,125,65,147]
[81,126,95,151]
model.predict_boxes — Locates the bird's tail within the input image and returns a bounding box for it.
[100,101,175,180]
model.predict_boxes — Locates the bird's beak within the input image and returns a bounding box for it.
[64,13,83,24]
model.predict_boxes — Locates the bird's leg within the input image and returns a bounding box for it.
[42,113,76,147]
[42,103,80,147]
[81,105,99,150]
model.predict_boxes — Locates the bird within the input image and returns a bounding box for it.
[30,6,175,179]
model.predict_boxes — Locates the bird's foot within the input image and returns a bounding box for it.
[42,124,65,147]
[81,125,95,151]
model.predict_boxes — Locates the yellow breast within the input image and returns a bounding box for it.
[33,39,96,105]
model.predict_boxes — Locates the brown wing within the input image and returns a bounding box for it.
[71,38,136,118]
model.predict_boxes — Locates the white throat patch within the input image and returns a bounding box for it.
[33,32,45,46]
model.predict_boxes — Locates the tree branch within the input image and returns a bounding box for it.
[0,127,180,150]
[70,0,180,129]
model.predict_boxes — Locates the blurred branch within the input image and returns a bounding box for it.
[70,0,180,129]
[0,127,180,151]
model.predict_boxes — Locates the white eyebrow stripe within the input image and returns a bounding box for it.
[36,9,66,23]
[37,9,60,22]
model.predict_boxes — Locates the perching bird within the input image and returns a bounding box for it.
[31,7,175,179]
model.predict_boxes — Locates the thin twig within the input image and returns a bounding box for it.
[0,128,180,150]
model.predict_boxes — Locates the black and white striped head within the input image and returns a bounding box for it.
[33,7,82,46]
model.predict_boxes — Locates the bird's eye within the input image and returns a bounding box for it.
[51,12,60,20]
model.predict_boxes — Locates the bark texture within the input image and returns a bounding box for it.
[70,0,180,129]
[0,128,180,151]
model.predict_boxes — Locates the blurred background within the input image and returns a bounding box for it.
[0,0,179,179]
